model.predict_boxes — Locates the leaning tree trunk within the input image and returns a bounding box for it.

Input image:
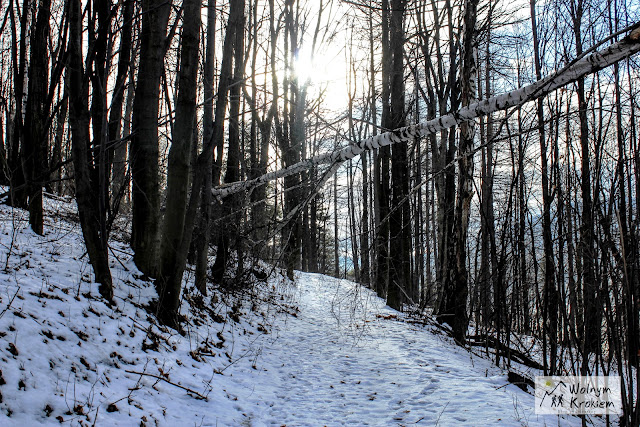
[211,24,640,202]
[214,24,640,204]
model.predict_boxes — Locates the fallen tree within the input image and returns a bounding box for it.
[212,22,640,199]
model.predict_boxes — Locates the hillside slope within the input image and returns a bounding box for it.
[0,196,583,426]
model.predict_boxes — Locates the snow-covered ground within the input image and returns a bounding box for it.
[221,274,586,426]
[0,196,586,426]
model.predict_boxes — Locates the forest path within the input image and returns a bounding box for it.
[223,273,578,426]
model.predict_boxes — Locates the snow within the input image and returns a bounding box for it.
[0,195,587,426]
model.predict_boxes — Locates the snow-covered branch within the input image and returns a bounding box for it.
[212,24,640,198]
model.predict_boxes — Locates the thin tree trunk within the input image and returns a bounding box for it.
[159,0,243,327]
[7,0,28,208]
[348,159,360,282]
[531,0,558,372]
[570,0,598,365]
[108,0,134,208]
[360,149,371,286]
[479,30,495,329]
[212,5,245,283]
[67,0,113,301]
[437,0,478,342]
[334,171,340,278]
[50,92,68,195]
[193,0,216,294]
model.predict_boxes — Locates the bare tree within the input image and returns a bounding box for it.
[67,0,113,301]
[130,0,171,277]
[156,0,202,326]
[22,0,51,234]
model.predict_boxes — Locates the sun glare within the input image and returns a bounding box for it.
[293,50,316,84]
[291,45,348,112]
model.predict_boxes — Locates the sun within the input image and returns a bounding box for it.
[291,45,349,112]
[292,48,319,84]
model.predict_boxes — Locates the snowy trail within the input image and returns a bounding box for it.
[220,273,578,426]
[0,199,592,426]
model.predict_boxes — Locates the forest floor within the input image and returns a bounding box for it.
[0,194,588,426]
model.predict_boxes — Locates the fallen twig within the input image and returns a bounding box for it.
[0,286,20,320]
[124,370,207,400]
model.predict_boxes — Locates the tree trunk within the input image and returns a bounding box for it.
[375,0,392,300]
[478,32,495,329]
[437,0,479,343]
[108,0,134,210]
[212,5,245,284]
[130,0,170,277]
[156,0,202,326]
[158,0,242,327]
[193,0,216,294]
[360,149,371,286]
[334,171,340,278]
[67,0,113,301]
[7,0,28,208]
[571,0,598,363]
[386,0,411,310]
[530,0,558,374]
[23,0,51,235]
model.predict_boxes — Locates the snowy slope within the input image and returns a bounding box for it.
[0,196,585,426]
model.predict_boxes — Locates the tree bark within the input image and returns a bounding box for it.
[436,0,478,342]
[530,0,558,374]
[67,0,113,301]
[570,0,598,364]
[130,0,170,277]
[108,0,134,209]
[193,0,216,294]
[386,0,410,311]
[7,0,28,208]
[211,4,245,284]
[23,0,51,235]
[375,0,392,300]
[156,0,243,327]
[156,0,202,326]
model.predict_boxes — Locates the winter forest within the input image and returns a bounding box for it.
[1,0,640,424]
